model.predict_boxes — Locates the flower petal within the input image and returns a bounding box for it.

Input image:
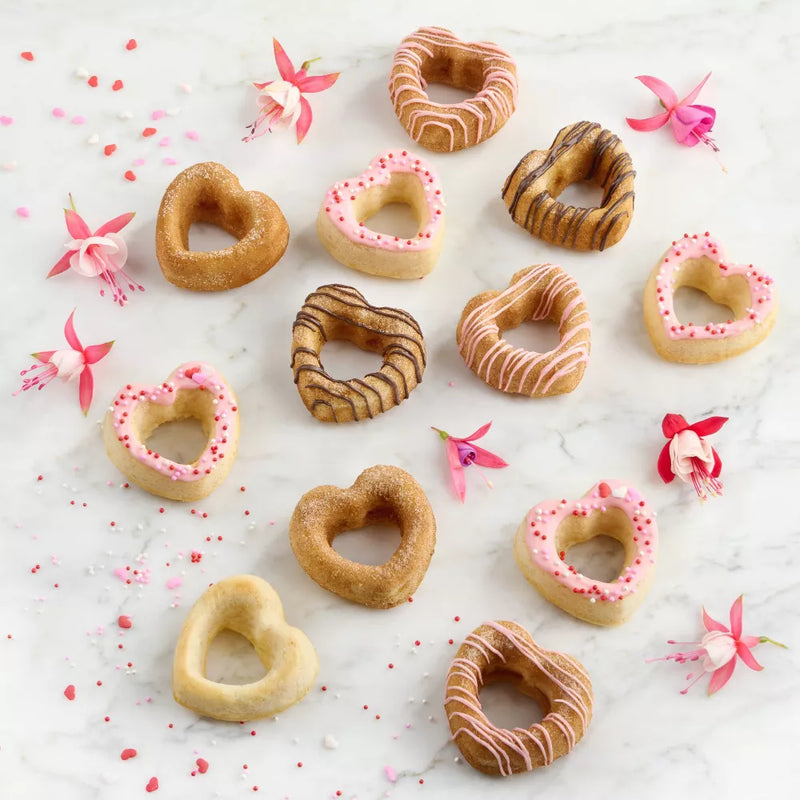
[634,75,678,108]
[662,413,688,438]
[688,416,728,437]
[702,606,728,633]
[625,112,671,132]
[736,641,764,672]
[707,657,736,695]
[83,340,114,365]
[94,211,135,237]
[47,251,74,278]
[729,595,744,639]
[64,208,91,239]
[679,72,712,106]
[469,444,508,469]
[63,310,83,351]
[670,104,715,146]
[272,38,296,82]
[79,367,93,415]
[295,71,340,93]
[295,96,312,144]
[445,437,466,503]
[32,350,56,363]
[461,422,493,442]
[657,442,675,483]
[711,447,722,478]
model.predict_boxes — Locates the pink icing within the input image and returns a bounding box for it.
[107,362,237,483]
[321,149,444,252]
[389,27,518,151]
[654,232,776,340]
[445,622,592,775]
[523,479,657,604]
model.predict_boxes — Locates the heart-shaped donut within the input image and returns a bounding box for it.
[155,162,289,291]
[289,465,436,608]
[643,232,778,363]
[172,575,318,721]
[316,149,446,279]
[102,361,239,501]
[502,121,635,251]
[514,479,657,626]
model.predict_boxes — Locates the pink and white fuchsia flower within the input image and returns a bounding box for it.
[47,196,142,306]
[657,413,728,501]
[13,310,114,415]
[649,596,786,696]
[244,39,340,144]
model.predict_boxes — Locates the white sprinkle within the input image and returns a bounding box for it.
[323,734,339,750]
[75,66,90,79]
[118,110,134,120]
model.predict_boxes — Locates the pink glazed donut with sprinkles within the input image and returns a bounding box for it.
[316,149,445,279]
[103,361,240,502]
[643,232,778,363]
[513,479,658,626]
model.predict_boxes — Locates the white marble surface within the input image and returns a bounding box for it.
[2,0,799,797]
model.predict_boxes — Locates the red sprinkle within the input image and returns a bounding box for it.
[64,684,76,700]
[145,777,159,793]
[142,127,157,137]
[21,51,34,61]
[112,79,124,91]
[124,170,136,181]
[196,758,209,774]
[88,76,99,87]
[125,39,138,50]
[118,615,132,629]
[121,748,137,760]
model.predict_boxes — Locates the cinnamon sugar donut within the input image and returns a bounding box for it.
[289,465,436,608]
[389,26,518,152]
[291,284,426,422]
[156,162,289,291]
[457,265,591,397]
[502,121,635,251]
[445,620,593,775]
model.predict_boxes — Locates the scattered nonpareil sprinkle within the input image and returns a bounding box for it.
[384,766,397,783]
[158,136,171,146]
[16,207,30,218]
[322,734,339,750]
[0,116,13,126]
[151,109,165,121]
[64,684,76,700]
[124,170,136,181]
[71,115,86,125]
[185,130,199,141]
[104,144,117,156]
[133,158,146,166]
[166,576,182,589]
[52,107,66,118]
[118,110,134,120]
[120,748,137,760]
[87,133,100,145]
[125,39,137,51]
[112,80,124,91]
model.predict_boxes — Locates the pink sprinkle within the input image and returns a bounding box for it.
[133,158,146,166]
[166,576,182,590]
[158,136,171,147]
[163,157,178,165]
[0,116,13,126]
[52,107,66,118]
[71,115,86,125]
[151,109,165,121]
[113,567,128,581]
[448,381,454,387]
[16,207,30,218]
[384,766,397,783]
[185,130,199,141]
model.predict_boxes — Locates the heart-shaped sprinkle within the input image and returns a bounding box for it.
[145,777,158,792]
[112,79,124,91]
[163,157,178,165]
[21,51,34,61]
[611,485,627,499]
[196,758,209,774]
[64,684,76,700]
[142,127,156,137]
[133,158,146,166]
[120,748,137,760]
[0,116,13,126]
[104,144,117,156]
[118,615,132,628]
[124,170,136,181]
[125,39,138,51]
[88,76,98,87]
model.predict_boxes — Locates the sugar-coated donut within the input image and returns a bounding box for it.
[289,465,436,608]
[389,26,518,152]
[457,265,591,397]
[102,361,239,501]
[514,479,658,626]
[502,121,635,251]
[644,232,777,363]
[172,575,318,721]
[316,149,446,279]
[156,162,289,291]
[291,284,426,422]
[445,620,593,776]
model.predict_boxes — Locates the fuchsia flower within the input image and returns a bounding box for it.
[657,413,728,501]
[432,422,508,502]
[47,196,141,306]
[244,39,340,144]
[13,310,114,415]
[626,73,720,153]
[649,596,786,696]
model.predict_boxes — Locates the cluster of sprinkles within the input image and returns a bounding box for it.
[655,232,775,339]
[524,480,658,603]
[322,149,444,250]
[107,363,237,483]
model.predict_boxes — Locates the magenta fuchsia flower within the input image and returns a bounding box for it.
[244,38,340,144]
[657,413,728,501]
[47,196,141,306]
[13,310,114,415]
[626,73,721,155]
[432,422,508,502]
[649,596,786,696]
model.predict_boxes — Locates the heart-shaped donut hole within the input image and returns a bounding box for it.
[103,362,239,502]
[137,391,215,461]
[172,575,318,721]
[289,465,436,608]
[643,232,778,364]
[355,173,428,240]
[514,480,658,626]
[478,672,546,729]
[332,520,403,566]
[556,509,634,584]
[156,162,289,291]
[205,630,267,685]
